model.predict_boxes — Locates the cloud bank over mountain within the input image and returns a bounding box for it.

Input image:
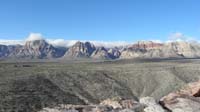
[0,33,132,48]
[167,32,197,42]
[0,39,24,46]
[0,32,198,48]
[26,33,44,41]
[46,39,132,48]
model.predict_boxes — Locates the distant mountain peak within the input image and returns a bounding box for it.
[63,41,96,58]
[24,39,49,50]
[7,39,66,59]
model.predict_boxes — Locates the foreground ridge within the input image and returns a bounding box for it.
[39,80,200,112]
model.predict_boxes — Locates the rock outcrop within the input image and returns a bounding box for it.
[139,97,165,112]
[120,41,163,59]
[160,80,200,112]
[38,98,145,112]
[38,97,168,112]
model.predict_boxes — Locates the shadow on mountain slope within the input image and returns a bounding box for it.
[0,75,85,112]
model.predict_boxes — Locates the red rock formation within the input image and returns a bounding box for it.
[129,41,163,50]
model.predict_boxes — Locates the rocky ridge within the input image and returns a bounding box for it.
[39,80,200,112]
[1,39,200,59]
[120,41,200,59]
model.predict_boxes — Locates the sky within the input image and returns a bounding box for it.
[0,0,200,46]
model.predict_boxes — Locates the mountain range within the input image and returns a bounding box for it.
[1,38,200,60]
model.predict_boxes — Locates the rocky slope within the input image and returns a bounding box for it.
[108,47,121,59]
[0,45,9,58]
[0,44,22,58]
[91,47,111,59]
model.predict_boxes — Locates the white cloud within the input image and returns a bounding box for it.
[47,39,131,48]
[26,33,44,41]
[0,38,131,48]
[169,32,184,40]
[47,39,78,47]
[151,40,162,43]
[168,32,196,42]
[0,39,25,45]
[88,41,131,48]
[24,33,132,47]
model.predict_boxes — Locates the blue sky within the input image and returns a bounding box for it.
[0,0,200,42]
